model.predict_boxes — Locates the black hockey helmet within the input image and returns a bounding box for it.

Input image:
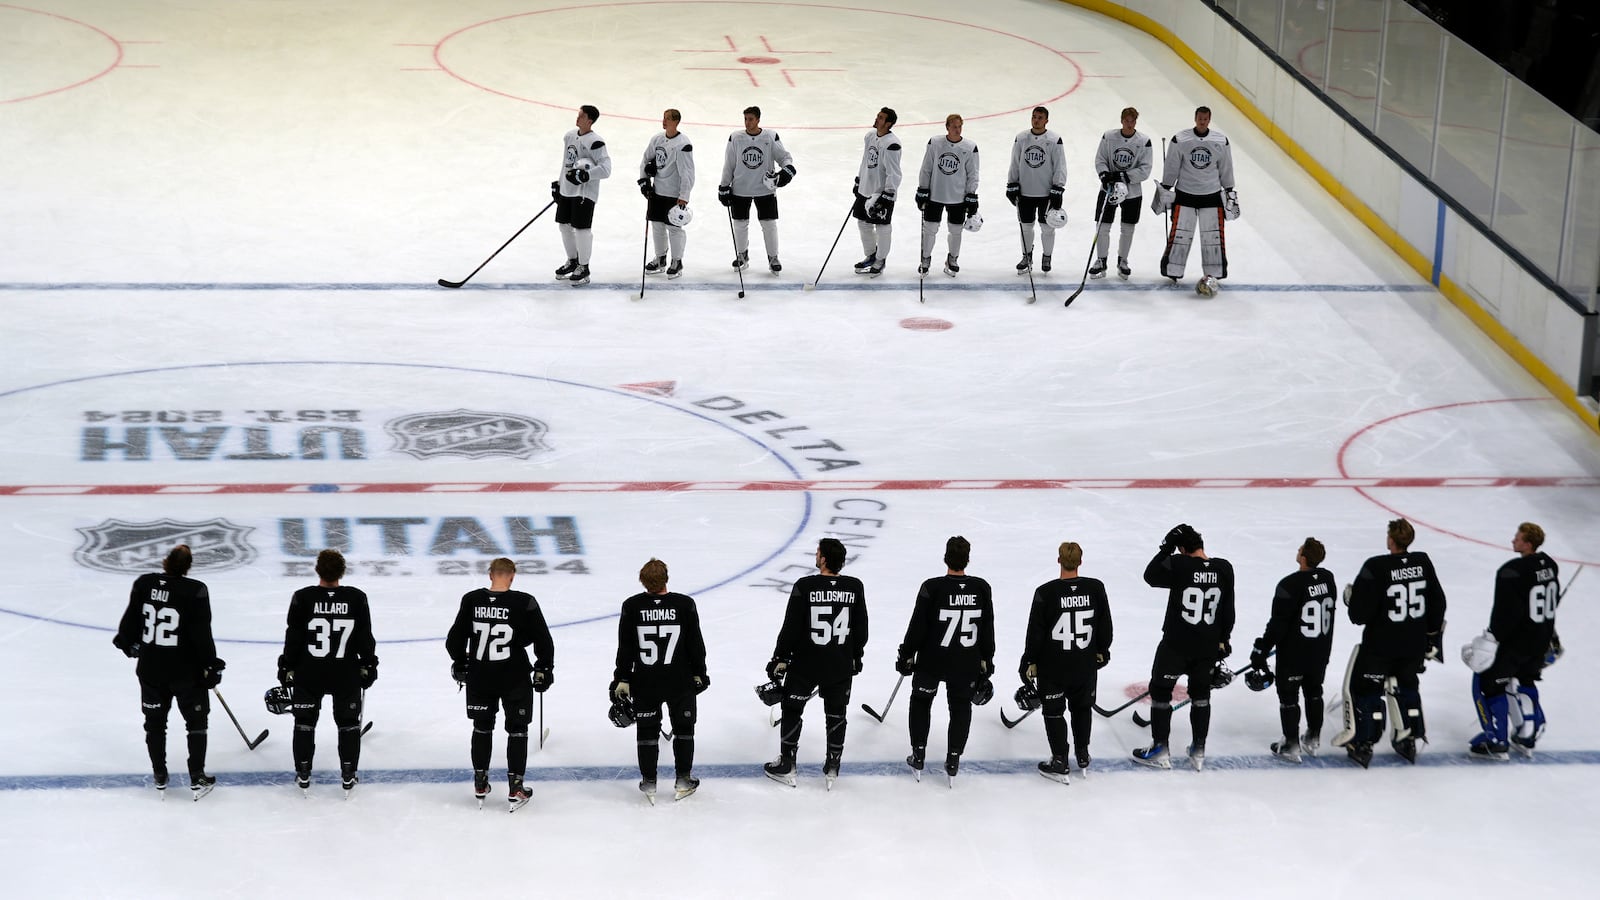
[1209,661,1234,690]
[970,676,995,706]
[1244,665,1274,692]
[1014,683,1042,712]
[264,685,294,715]
[754,679,783,707]
[607,695,635,729]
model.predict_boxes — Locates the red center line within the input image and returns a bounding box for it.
[1,476,1596,497]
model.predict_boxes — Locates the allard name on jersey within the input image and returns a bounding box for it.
[313,601,350,615]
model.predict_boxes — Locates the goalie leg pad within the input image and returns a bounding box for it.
[1161,205,1196,278]
[1332,643,1361,747]
[1198,208,1227,279]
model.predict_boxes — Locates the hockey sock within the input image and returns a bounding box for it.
[876,224,892,261]
[1118,222,1136,260]
[1043,712,1069,760]
[575,229,594,266]
[908,690,934,750]
[778,709,802,754]
[1041,220,1056,256]
[759,219,779,258]
[293,723,315,771]
[672,730,695,778]
[1190,698,1212,747]
[824,712,847,756]
[506,730,529,777]
[559,223,577,260]
[337,723,362,771]
[1021,222,1035,254]
[637,735,660,782]
[1305,694,1324,737]
[1279,702,1301,742]
[947,699,973,755]
[733,218,750,255]
[668,225,686,261]
[1096,222,1112,257]
[185,728,206,778]
[947,225,964,259]
[651,221,668,259]
[1068,701,1093,751]
[1150,701,1173,745]
[144,725,166,774]
[471,727,492,771]
[858,221,876,257]
[920,220,938,259]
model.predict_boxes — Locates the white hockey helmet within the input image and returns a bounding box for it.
[762,171,779,191]
[1045,208,1068,230]
[962,212,984,233]
[667,205,693,227]
[1196,275,1220,297]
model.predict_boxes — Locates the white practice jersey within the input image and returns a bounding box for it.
[1161,127,1233,196]
[640,131,696,203]
[558,128,612,202]
[857,129,903,200]
[1007,128,1066,198]
[1095,127,1153,198]
[720,128,794,198]
[918,136,979,206]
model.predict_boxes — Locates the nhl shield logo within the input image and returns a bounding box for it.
[75,518,257,574]
[386,409,551,460]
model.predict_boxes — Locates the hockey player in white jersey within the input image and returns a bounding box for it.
[553,104,613,286]
[638,108,696,279]
[1151,106,1237,292]
[719,106,797,274]
[1092,107,1154,280]
[851,107,903,277]
[1006,107,1066,274]
[916,114,980,277]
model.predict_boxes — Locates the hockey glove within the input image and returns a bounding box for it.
[717,184,732,207]
[693,673,710,694]
[451,659,470,686]
[202,658,226,689]
[1095,649,1111,669]
[610,679,630,702]
[963,193,979,217]
[1461,631,1499,673]
[1218,640,1232,660]
[276,654,294,686]
[915,187,929,211]
[1005,182,1020,206]
[1250,640,1272,673]
[637,177,651,198]
[1342,582,1355,606]
[359,658,379,689]
[1048,184,1064,210]
[774,164,796,188]
[1424,628,1445,664]
[1099,170,1116,185]
[1546,632,1564,667]
[532,664,553,692]
[1222,188,1241,221]
[765,657,788,682]
[1020,661,1037,684]
[550,180,560,201]
[564,165,590,186]
[869,193,894,223]
[894,646,916,676]
[644,160,658,178]
[1151,184,1174,214]
[112,633,140,658]
[1014,682,1042,711]
[970,676,994,706]
[851,654,864,676]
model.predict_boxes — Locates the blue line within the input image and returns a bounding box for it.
[6,748,1598,792]
[0,281,1437,294]
[1432,198,1446,286]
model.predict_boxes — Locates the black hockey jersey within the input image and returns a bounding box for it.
[281,584,377,686]
[116,571,216,683]
[613,590,706,697]
[899,574,995,680]
[446,587,553,688]
[1021,576,1113,681]
[1490,552,1558,658]
[1255,567,1337,670]
[773,572,868,682]
[1347,551,1446,657]
[1144,551,1235,656]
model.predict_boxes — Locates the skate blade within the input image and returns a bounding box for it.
[1039,770,1071,786]
[645,793,656,806]
[674,786,698,801]
[765,771,797,788]
[825,775,836,792]
[508,797,530,813]
[190,785,214,802]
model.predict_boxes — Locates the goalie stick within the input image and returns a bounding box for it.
[860,674,905,723]
[437,199,556,289]
[213,688,269,750]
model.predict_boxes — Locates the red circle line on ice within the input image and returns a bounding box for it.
[900,317,954,331]
[431,2,1087,129]
[0,5,123,104]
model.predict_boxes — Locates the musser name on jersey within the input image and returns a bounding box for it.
[810,590,858,604]
[1392,566,1425,581]
[473,606,510,620]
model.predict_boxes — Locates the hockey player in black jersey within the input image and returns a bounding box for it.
[1133,524,1235,771]
[765,538,868,788]
[277,549,378,796]
[1338,518,1446,767]
[1465,522,1559,760]
[611,558,708,803]
[897,536,994,784]
[446,557,554,809]
[1019,541,1113,784]
[113,544,225,799]
[1248,537,1336,763]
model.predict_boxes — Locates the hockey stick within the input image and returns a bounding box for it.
[1063,191,1109,307]
[1130,650,1276,726]
[1093,688,1151,718]
[212,688,269,750]
[860,674,905,723]
[359,688,373,737]
[725,205,746,300]
[631,212,650,301]
[538,692,549,749]
[1000,706,1037,729]
[806,206,854,292]
[1019,220,1038,304]
[437,199,556,289]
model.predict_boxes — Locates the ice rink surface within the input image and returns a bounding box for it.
[3,1,1598,897]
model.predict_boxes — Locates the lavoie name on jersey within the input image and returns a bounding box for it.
[951,594,979,606]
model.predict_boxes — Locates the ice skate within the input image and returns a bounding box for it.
[763,753,797,788]
[639,778,657,805]
[1088,258,1107,279]
[295,764,312,797]
[666,260,683,280]
[473,769,490,809]
[568,264,590,286]
[1016,252,1032,274]
[508,776,531,813]
[942,255,959,277]
[673,775,700,801]
[1187,743,1206,772]
[823,750,842,791]
[1301,731,1320,757]
[1346,741,1374,769]
[731,251,749,271]
[917,257,930,277]
[554,258,579,280]
[1074,746,1092,775]
[1040,254,1052,273]
[644,255,667,275]
[1392,737,1418,764]
[943,751,960,788]
[1117,256,1131,279]
[1132,743,1171,770]
[768,255,782,274]
[340,763,358,798]
[189,772,216,802]
[1511,734,1536,758]
[853,254,877,274]
[1038,757,1071,785]
[153,768,169,800]
[1271,740,1302,764]
[906,747,925,782]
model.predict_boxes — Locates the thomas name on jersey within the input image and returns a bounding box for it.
[638,608,678,621]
